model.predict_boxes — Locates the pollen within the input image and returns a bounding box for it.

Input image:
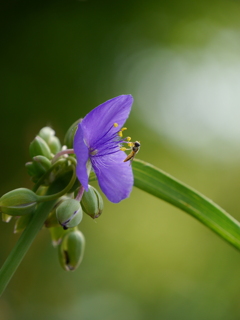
[128,142,133,147]
[120,147,127,151]
[118,131,123,137]
[126,137,131,141]
[121,127,127,131]
[113,123,119,128]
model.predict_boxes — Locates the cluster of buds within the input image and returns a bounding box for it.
[0,125,104,271]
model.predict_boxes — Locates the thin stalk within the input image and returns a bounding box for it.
[0,181,64,296]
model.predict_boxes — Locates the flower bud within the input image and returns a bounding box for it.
[58,230,85,271]
[0,188,38,216]
[25,161,37,177]
[64,119,82,148]
[38,126,55,141]
[48,136,61,154]
[81,185,103,219]
[29,135,52,159]
[14,213,32,233]
[39,127,61,154]
[56,199,83,229]
[25,157,51,183]
[45,196,69,228]
[32,155,51,175]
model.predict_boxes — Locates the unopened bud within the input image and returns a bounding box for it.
[58,230,85,271]
[25,161,37,177]
[48,136,61,154]
[29,135,52,159]
[39,127,61,154]
[56,199,83,229]
[0,188,38,216]
[38,126,55,141]
[81,185,103,219]
[64,119,82,148]
[45,196,69,228]
[33,155,51,173]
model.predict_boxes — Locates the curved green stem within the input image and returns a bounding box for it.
[36,165,76,203]
[33,157,77,193]
[0,181,64,296]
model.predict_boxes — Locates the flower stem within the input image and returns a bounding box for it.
[52,149,75,163]
[0,181,64,296]
[36,164,76,202]
[33,156,76,193]
[75,185,85,201]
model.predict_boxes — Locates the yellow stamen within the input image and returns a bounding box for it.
[126,136,131,141]
[120,147,127,151]
[128,142,133,147]
[121,127,127,131]
[118,131,123,137]
[113,123,119,128]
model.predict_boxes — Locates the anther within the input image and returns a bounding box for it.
[120,147,127,151]
[118,131,123,137]
[126,137,131,141]
[113,123,119,128]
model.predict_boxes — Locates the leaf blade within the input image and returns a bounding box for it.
[133,159,240,250]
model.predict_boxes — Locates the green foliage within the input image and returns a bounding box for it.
[133,159,240,250]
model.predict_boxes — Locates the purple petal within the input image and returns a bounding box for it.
[91,150,133,203]
[73,124,89,191]
[81,95,133,148]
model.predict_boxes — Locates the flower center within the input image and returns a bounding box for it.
[116,125,134,151]
[89,122,140,161]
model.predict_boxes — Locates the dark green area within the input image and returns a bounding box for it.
[1,1,240,319]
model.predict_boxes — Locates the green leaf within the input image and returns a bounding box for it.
[132,159,240,251]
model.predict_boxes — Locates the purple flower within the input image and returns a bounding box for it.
[73,95,134,203]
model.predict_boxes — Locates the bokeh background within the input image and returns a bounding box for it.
[1,0,240,319]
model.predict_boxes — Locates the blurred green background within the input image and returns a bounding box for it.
[1,0,240,319]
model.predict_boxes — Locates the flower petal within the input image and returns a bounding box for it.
[81,95,133,148]
[73,124,89,191]
[91,150,133,203]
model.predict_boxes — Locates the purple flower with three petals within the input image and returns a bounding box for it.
[73,95,134,203]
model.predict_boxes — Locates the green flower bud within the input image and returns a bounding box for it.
[58,230,85,271]
[29,135,52,159]
[56,199,83,229]
[38,126,55,141]
[49,226,65,246]
[39,127,61,154]
[64,119,82,148]
[25,156,52,185]
[45,196,69,228]
[25,161,36,177]
[25,157,51,183]
[48,136,61,154]
[81,185,103,219]
[14,213,32,233]
[32,155,51,175]
[0,188,38,216]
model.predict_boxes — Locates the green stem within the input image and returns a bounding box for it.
[33,157,76,193]
[0,182,64,296]
[36,165,76,202]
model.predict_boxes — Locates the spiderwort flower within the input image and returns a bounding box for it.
[73,95,134,203]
